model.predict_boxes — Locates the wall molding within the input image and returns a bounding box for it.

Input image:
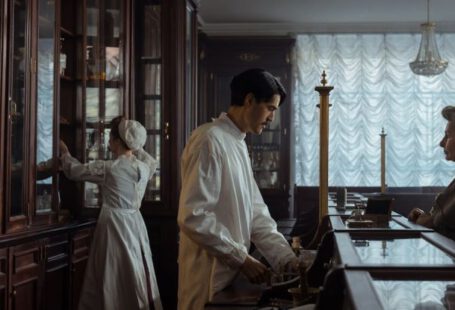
[199,21,455,36]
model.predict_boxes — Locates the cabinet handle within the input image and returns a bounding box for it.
[11,289,16,296]
[164,122,170,140]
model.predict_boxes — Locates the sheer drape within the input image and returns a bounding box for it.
[294,34,455,187]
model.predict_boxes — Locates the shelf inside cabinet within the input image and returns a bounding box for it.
[141,57,161,64]
[60,75,77,82]
[85,122,112,128]
[86,80,120,88]
[38,15,52,26]
[143,94,161,100]
[60,27,79,38]
[250,144,280,151]
[87,36,120,48]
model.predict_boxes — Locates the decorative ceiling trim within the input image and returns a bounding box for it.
[200,22,455,36]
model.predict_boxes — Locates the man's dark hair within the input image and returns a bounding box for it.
[230,68,287,106]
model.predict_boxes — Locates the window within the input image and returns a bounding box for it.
[294,34,455,187]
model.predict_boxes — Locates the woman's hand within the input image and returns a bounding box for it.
[59,140,69,156]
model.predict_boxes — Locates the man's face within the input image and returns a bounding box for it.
[440,121,455,161]
[244,94,280,135]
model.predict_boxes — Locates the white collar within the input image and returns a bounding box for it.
[217,112,246,141]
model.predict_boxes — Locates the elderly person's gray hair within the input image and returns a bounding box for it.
[442,106,455,122]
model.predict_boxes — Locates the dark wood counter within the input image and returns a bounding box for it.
[205,274,298,309]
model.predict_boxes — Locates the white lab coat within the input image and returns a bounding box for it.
[61,150,162,310]
[177,113,296,310]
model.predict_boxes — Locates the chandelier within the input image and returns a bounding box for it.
[409,0,448,76]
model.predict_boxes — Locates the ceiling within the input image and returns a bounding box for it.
[198,0,455,35]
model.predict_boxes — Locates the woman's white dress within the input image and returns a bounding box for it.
[61,150,162,310]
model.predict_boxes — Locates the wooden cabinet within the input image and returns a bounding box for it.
[199,36,295,219]
[57,0,129,216]
[0,223,94,310]
[132,0,198,307]
[0,0,130,226]
[0,249,6,310]
[133,0,198,216]
[69,228,92,310]
[4,0,59,232]
[2,0,196,218]
[1,0,197,308]
[42,235,70,310]
[9,241,42,310]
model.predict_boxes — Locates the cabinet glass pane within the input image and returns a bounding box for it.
[144,135,160,201]
[86,5,98,38]
[144,64,161,95]
[250,102,282,189]
[139,1,162,203]
[9,0,27,216]
[83,0,123,209]
[105,88,121,121]
[143,5,161,58]
[105,47,120,81]
[86,87,100,123]
[36,0,56,213]
[144,100,161,130]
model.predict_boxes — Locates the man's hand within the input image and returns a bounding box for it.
[408,208,434,228]
[285,257,300,273]
[240,255,269,284]
[408,208,424,222]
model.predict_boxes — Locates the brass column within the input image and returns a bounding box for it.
[315,71,334,222]
[380,128,387,193]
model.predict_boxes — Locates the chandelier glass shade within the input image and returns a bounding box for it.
[409,1,448,76]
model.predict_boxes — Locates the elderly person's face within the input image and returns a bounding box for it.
[440,121,455,161]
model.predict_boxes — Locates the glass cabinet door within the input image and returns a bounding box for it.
[82,0,124,208]
[135,0,162,202]
[6,0,59,230]
[249,108,282,189]
[35,0,56,215]
[7,0,28,227]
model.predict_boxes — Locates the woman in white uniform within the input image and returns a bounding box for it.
[60,116,162,310]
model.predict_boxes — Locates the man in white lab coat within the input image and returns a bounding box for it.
[177,68,298,310]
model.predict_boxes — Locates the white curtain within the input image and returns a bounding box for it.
[294,33,455,187]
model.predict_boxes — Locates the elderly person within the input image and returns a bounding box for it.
[60,116,162,310]
[408,106,455,240]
